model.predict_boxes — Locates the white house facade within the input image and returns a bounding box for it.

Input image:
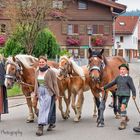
[115,16,139,62]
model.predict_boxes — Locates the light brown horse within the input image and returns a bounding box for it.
[4,54,72,121]
[88,48,127,127]
[4,54,62,122]
[59,56,97,122]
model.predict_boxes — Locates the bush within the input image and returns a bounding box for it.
[3,39,26,57]
[33,28,60,58]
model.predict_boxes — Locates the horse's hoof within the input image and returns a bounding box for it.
[115,114,121,119]
[97,122,104,127]
[26,120,34,123]
[93,114,97,118]
[74,117,80,122]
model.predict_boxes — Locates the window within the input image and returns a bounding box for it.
[52,0,63,9]
[1,24,6,33]
[92,25,98,34]
[120,36,124,43]
[67,24,78,35]
[104,25,110,35]
[78,0,87,10]
[92,25,104,35]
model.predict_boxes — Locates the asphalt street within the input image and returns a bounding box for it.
[0,63,140,140]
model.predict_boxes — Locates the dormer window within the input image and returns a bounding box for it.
[52,0,63,9]
[119,22,125,26]
[78,0,87,10]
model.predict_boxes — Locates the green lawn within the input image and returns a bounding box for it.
[7,84,23,97]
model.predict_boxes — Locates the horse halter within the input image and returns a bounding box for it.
[59,59,72,78]
[89,61,105,72]
[5,60,22,82]
[88,56,105,82]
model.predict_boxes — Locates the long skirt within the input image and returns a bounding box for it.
[38,86,56,125]
[0,86,8,114]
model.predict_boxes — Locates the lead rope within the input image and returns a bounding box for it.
[133,77,140,114]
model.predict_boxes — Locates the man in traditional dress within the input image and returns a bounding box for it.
[0,55,8,121]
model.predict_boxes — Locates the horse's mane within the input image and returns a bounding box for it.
[60,55,85,80]
[15,54,38,68]
[102,55,108,66]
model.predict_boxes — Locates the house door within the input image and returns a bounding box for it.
[125,49,130,62]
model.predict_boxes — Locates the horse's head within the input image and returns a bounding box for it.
[88,48,105,83]
[5,56,22,89]
[58,56,72,78]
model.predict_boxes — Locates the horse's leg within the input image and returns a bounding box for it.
[74,90,84,122]
[112,91,120,119]
[63,89,71,119]
[58,96,66,120]
[32,94,38,117]
[93,96,97,117]
[94,96,101,123]
[71,93,77,115]
[22,87,34,123]
[97,91,108,127]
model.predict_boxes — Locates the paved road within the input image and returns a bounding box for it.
[0,63,140,140]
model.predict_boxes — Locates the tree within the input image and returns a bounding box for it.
[33,28,60,58]
[5,0,53,54]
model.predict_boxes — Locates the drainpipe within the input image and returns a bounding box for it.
[112,9,126,56]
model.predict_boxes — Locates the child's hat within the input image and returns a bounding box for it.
[118,63,129,70]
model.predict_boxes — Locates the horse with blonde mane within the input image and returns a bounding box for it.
[4,54,73,122]
[58,55,97,122]
[4,54,62,122]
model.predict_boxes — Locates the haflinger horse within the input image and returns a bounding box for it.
[88,48,127,127]
[4,54,59,122]
[58,55,97,122]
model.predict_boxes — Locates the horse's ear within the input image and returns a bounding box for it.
[88,48,92,58]
[12,56,16,62]
[100,49,104,55]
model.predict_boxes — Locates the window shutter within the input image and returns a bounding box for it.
[73,24,78,34]
[98,25,104,34]
[62,23,67,34]
[79,24,86,34]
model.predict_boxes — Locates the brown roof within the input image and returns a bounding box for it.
[115,16,139,35]
[89,0,126,13]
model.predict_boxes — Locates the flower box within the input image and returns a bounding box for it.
[91,35,106,47]
[0,34,6,47]
[66,35,83,46]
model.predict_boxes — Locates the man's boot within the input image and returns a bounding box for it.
[133,122,140,133]
[47,124,56,131]
[125,116,129,124]
[118,117,126,130]
[36,125,44,136]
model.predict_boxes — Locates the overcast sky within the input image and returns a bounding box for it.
[117,0,139,11]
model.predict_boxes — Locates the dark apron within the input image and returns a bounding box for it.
[0,61,8,114]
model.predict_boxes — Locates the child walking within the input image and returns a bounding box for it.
[101,63,136,130]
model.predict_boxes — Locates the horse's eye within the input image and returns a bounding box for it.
[11,67,15,71]
[89,60,91,64]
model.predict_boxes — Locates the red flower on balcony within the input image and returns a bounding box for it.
[66,35,83,46]
[0,34,6,47]
[91,35,106,47]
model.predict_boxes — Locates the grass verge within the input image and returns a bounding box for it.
[7,84,23,97]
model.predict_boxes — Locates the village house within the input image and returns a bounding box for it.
[47,0,126,58]
[115,16,139,62]
[0,0,126,58]
[138,19,140,59]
